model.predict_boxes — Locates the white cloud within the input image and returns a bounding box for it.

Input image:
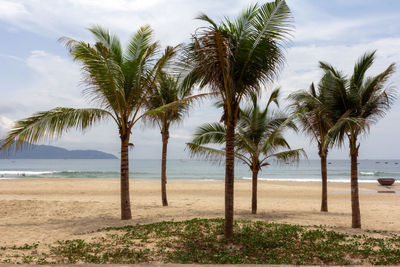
[0,0,247,46]
[170,134,191,140]
[0,0,27,18]
[1,50,84,118]
[279,37,400,94]
[277,37,400,159]
[0,115,13,137]
[0,0,399,159]
[2,38,399,159]
[0,53,24,62]
[295,18,370,43]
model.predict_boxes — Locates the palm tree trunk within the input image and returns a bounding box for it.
[161,128,169,206]
[320,153,328,212]
[350,139,361,228]
[224,116,235,240]
[120,135,132,220]
[251,168,259,214]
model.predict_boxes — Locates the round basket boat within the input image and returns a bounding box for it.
[377,178,395,186]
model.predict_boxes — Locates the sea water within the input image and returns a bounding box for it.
[0,159,399,182]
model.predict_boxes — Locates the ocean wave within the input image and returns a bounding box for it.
[359,171,384,176]
[0,170,120,178]
[360,172,374,175]
[0,170,60,176]
[240,177,378,183]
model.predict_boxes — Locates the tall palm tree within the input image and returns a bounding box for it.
[188,89,305,214]
[2,25,176,220]
[320,51,396,228]
[145,71,192,206]
[288,76,335,212]
[180,0,293,239]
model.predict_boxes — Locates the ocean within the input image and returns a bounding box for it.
[0,159,399,182]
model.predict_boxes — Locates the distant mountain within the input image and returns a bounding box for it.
[0,144,118,159]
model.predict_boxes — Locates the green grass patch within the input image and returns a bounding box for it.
[1,218,400,264]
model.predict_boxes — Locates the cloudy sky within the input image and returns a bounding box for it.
[0,0,399,159]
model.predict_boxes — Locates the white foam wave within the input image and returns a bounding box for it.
[0,171,58,176]
[360,171,375,176]
[240,177,378,183]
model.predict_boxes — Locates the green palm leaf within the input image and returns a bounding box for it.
[88,25,123,64]
[189,89,303,170]
[2,108,112,149]
[317,51,396,228]
[262,148,306,165]
[5,25,186,220]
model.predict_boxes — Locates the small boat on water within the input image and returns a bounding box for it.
[377,178,395,186]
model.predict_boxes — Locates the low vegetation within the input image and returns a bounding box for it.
[1,218,400,265]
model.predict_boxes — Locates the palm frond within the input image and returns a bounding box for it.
[140,92,213,125]
[189,87,302,173]
[252,0,294,41]
[361,63,396,106]
[186,142,226,164]
[59,36,126,116]
[88,25,123,64]
[326,111,364,146]
[2,108,112,150]
[195,13,218,29]
[190,122,227,146]
[265,87,280,111]
[186,142,252,167]
[125,25,155,62]
[350,50,376,91]
[262,148,306,165]
[227,4,258,43]
[319,61,345,80]
[321,51,396,146]
[288,77,337,152]
[237,0,293,86]
[181,1,293,124]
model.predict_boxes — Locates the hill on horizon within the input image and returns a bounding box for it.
[0,143,118,159]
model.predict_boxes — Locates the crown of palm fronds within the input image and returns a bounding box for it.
[319,51,396,146]
[288,78,336,154]
[187,88,305,170]
[2,25,186,150]
[143,46,194,129]
[178,0,293,120]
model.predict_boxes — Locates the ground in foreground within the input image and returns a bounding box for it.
[1,218,400,265]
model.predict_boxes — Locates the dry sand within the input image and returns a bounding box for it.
[0,178,399,246]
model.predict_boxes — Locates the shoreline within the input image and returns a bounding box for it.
[0,178,399,246]
[0,158,398,182]
[0,176,391,183]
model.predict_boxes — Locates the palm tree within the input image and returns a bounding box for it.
[145,71,192,206]
[288,76,335,212]
[2,25,176,220]
[180,0,293,239]
[188,89,305,214]
[320,51,396,228]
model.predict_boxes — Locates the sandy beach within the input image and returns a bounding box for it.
[0,178,399,246]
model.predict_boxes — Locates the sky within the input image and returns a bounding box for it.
[0,0,399,160]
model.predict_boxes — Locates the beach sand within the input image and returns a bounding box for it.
[0,178,399,246]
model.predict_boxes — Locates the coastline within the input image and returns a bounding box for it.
[0,159,398,181]
[0,178,399,246]
[0,176,390,183]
